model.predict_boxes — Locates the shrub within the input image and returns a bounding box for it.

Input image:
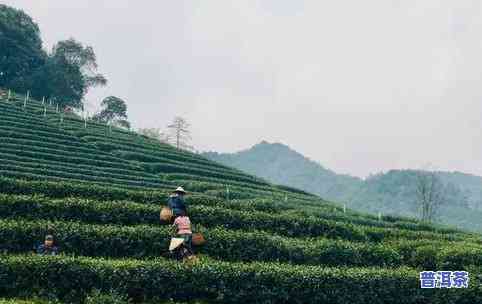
[1,255,481,304]
[85,290,128,304]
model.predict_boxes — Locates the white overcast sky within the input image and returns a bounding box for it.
[4,0,482,178]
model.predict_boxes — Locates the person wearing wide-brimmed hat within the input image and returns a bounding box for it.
[167,186,188,218]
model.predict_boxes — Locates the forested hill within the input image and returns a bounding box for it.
[203,141,482,233]
[203,141,363,203]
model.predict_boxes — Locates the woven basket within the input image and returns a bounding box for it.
[160,207,173,222]
[192,233,206,246]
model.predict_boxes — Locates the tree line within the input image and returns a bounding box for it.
[0,5,130,128]
[0,4,105,108]
[0,4,194,150]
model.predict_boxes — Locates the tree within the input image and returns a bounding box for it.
[167,116,193,151]
[0,4,46,91]
[26,38,106,108]
[52,38,106,89]
[93,96,130,129]
[25,53,84,107]
[414,170,446,223]
[137,128,170,143]
[0,6,106,108]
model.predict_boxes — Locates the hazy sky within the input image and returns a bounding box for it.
[4,0,482,178]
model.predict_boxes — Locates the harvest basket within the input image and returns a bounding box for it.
[192,233,206,246]
[160,206,173,222]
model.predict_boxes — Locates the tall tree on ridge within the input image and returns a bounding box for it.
[414,169,447,223]
[26,38,107,108]
[167,116,193,151]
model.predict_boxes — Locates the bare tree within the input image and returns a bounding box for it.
[137,128,170,143]
[167,116,193,151]
[414,170,446,223]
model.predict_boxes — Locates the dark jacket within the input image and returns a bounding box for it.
[36,244,59,256]
[167,194,187,216]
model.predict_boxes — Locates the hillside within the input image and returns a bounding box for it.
[351,170,482,232]
[203,141,363,202]
[437,171,482,210]
[203,141,482,233]
[1,93,481,303]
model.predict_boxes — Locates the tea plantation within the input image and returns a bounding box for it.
[0,92,481,303]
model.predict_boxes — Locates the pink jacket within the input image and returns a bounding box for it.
[173,216,192,234]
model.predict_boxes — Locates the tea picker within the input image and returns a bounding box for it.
[161,186,206,262]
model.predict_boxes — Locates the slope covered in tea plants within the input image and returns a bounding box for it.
[0,93,481,303]
[0,95,169,190]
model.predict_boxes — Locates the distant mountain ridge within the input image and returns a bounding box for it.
[203,141,362,202]
[203,141,482,232]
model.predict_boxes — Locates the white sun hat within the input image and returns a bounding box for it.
[169,238,185,251]
[174,186,187,194]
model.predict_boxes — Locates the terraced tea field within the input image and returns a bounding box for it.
[0,92,481,303]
